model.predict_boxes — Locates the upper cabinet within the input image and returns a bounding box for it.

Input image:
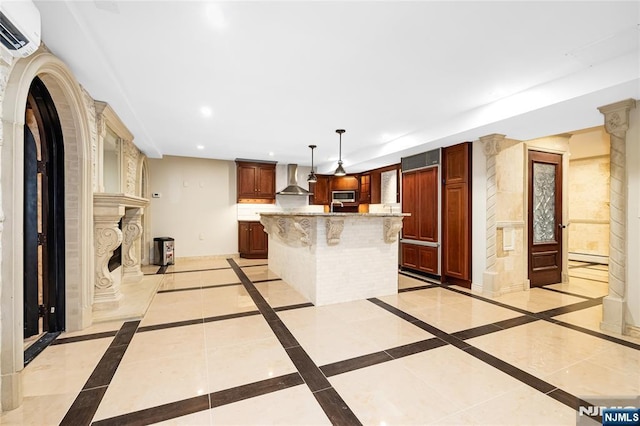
[236,160,277,203]
[310,175,330,205]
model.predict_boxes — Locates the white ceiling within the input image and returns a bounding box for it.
[32,1,639,173]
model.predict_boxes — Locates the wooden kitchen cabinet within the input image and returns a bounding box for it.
[359,174,371,204]
[238,221,268,258]
[236,161,276,203]
[401,243,438,274]
[310,175,330,205]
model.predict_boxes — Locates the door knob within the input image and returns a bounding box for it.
[558,224,567,229]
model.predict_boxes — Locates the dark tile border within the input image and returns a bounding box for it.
[164,266,233,275]
[367,297,597,414]
[60,321,139,425]
[538,285,595,300]
[157,281,242,294]
[210,373,304,408]
[238,263,269,268]
[92,394,210,426]
[252,278,284,284]
[228,258,362,424]
[398,283,439,293]
[274,302,315,312]
[156,265,168,274]
[24,331,61,365]
[52,331,119,346]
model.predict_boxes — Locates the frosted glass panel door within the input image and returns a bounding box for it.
[528,151,563,286]
[533,163,556,243]
[381,170,398,204]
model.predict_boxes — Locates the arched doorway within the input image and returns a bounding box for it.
[23,76,66,344]
[1,49,94,411]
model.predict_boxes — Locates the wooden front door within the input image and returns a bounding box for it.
[528,150,563,286]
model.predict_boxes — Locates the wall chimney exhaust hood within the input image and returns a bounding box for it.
[277,164,311,196]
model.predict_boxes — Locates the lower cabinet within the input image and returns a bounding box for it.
[401,243,438,275]
[238,221,268,259]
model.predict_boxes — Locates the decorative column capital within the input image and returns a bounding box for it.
[598,99,637,137]
[480,134,506,157]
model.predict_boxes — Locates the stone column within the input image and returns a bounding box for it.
[93,205,124,309]
[598,99,636,334]
[480,133,505,296]
[122,207,144,283]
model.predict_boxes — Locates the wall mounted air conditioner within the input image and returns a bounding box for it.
[0,0,41,58]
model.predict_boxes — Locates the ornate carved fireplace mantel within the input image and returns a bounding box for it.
[93,193,148,310]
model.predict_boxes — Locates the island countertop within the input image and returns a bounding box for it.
[260,211,407,305]
[260,212,409,217]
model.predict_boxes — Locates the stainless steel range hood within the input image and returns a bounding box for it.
[277,164,311,196]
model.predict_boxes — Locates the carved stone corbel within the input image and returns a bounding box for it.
[326,218,344,246]
[383,217,404,243]
[93,210,124,306]
[122,207,144,283]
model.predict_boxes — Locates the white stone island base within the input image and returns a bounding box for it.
[260,212,406,306]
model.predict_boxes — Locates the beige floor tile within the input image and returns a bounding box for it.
[235,258,269,267]
[554,305,640,345]
[491,288,586,313]
[330,360,466,425]
[204,315,274,349]
[59,320,124,338]
[545,359,640,396]
[122,323,206,365]
[241,265,280,281]
[22,338,113,397]
[206,336,296,391]
[201,286,257,317]
[93,351,209,421]
[545,279,608,298]
[398,273,433,289]
[0,392,78,426]
[467,321,617,377]
[398,346,523,407]
[586,343,640,375]
[210,385,330,425]
[254,280,310,307]
[455,384,578,425]
[401,298,521,333]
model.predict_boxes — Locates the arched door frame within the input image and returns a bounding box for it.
[1,49,94,410]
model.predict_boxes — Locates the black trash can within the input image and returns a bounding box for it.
[154,237,175,266]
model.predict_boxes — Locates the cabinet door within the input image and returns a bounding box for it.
[359,174,371,204]
[418,245,438,274]
[249,222,268,256]
[401,171,418,239]
[417,168,438,242]
[401,243,418,269]
[312,175,330,205]
[238,222,251,256]
[238,165,258,199]
[256,165,276,198]
[442,142,472,286]
[331,176,359,191]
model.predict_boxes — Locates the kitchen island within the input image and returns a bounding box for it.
[260,212,407,306]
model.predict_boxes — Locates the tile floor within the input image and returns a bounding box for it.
[3,259,639,425]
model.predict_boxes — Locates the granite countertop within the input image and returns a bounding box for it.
[260,212,409,217]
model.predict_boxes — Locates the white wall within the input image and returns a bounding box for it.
[148,156,238,258]
[626,103,640,329]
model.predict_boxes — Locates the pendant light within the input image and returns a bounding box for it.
[334,129,346,176]
[307,144,317,183]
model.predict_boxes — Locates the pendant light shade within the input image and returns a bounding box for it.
[334,129,346,176]
[307,144,317,183]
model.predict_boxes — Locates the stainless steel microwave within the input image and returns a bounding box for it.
[332,190,356,203]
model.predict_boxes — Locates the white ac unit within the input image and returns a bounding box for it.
[0,0,41,58]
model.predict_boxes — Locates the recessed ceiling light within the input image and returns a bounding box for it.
[197,145,205,150]
[200,106,213,117]
[205,4,227,30]
[268,152,274,157]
